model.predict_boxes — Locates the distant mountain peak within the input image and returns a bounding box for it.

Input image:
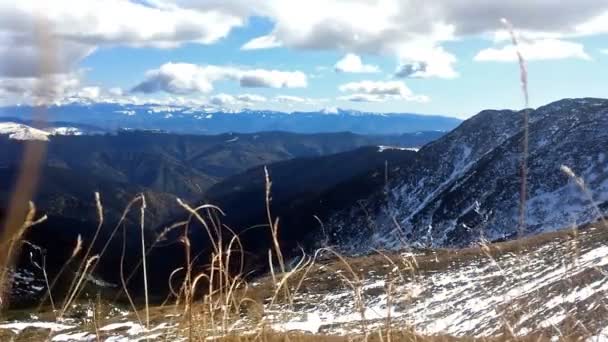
[0,102,461,135]
[320,106,340,114]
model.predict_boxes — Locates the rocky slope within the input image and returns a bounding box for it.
[321,98,608,251]
[183,146,418,269]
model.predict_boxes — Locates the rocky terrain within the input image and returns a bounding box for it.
[320,98,608,251]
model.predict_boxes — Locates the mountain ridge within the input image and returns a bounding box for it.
[316,97,608,251]
[0,102,461,135]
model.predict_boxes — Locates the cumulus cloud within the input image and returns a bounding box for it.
[236,94,267,103]
[474,39,592,62]
[339,81,411,96]
[0,0,248,103]
[235,1,608,78]
[396,42,459,79]
[75,86,101,100]
[337,94,385,103]
[108,87,124,96]
[4,0,607,101]
[239,0,608,48]
[241,35,282,50]
[210,93,268,107]
[394,62,428,78]
[209,93,236,107]
[2,1,243,48]
[0,1,246,81]
[334,54,380,73]
[273,95,323,106]
[0,36,95,78]
[275,95,306,103]
[338,80,429,103]
[0,72,90,105]
[132,63,225,94]
[239,69,307,88]
[132,63,307,94]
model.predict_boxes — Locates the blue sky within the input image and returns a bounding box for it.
[1,1,607,118]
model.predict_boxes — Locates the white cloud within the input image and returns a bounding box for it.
[0,72,134,106]
[132,63,221,94]
[275,95,306,103]
[0,33,95,78]
[339,81,411,96]
[338,80,429,103]
[394,62,428,78]
[236,94,267,103]
[132,63,307,94]
[2,1,243,48]
[0,1,246,80]
[108,87,124,96]
[235,1,608,79]
[4,0,608,101]
[338,94,385,103]
[474,39,591,62]
[575,12,608,36]
[274,95,323,106]
[76,86,101,100]
[239,69,307,88]
[395,42,459,79]
[334,54,380,73]
[209,93,236,107]
[210,93,267,107]
[238,1,460,79]
[241,35,282,50]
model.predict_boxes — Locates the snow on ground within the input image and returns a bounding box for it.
[2,226,608,340]
[0,321,73,334]
[259,226,608,337]
[45,127,84,136]
[377,145,419,152]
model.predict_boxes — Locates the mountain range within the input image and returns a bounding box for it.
[4,97,608,303]
[0,129,442,300]
[0,102,461,135]
[0,131,440,226]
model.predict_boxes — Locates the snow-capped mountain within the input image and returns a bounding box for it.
[322,98,608,250]
[0,121,91,141]
[0,102,461,135]
[0,122,51,141]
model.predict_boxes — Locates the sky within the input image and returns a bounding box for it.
[0,1,607,119]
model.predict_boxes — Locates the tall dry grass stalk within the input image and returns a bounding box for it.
[0,202,47,308]
[61,193,104,310]
[0,19,56,310]
[560,165,608,228]
[38,234,83,312]
[501,18,530,237]
[139,194,150,329]
[264,167,286,274]
[120,221,143,326]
